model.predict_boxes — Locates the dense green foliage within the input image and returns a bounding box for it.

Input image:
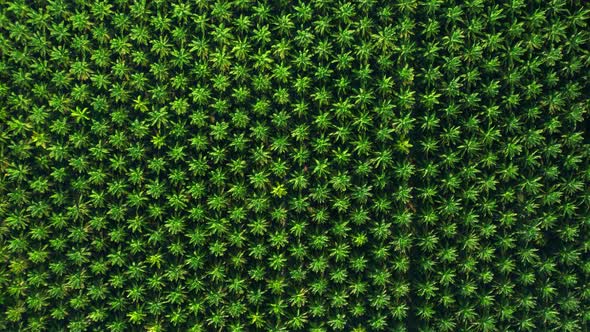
[1,0,590,331]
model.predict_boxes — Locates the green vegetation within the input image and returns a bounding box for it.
[1,0,589,331]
